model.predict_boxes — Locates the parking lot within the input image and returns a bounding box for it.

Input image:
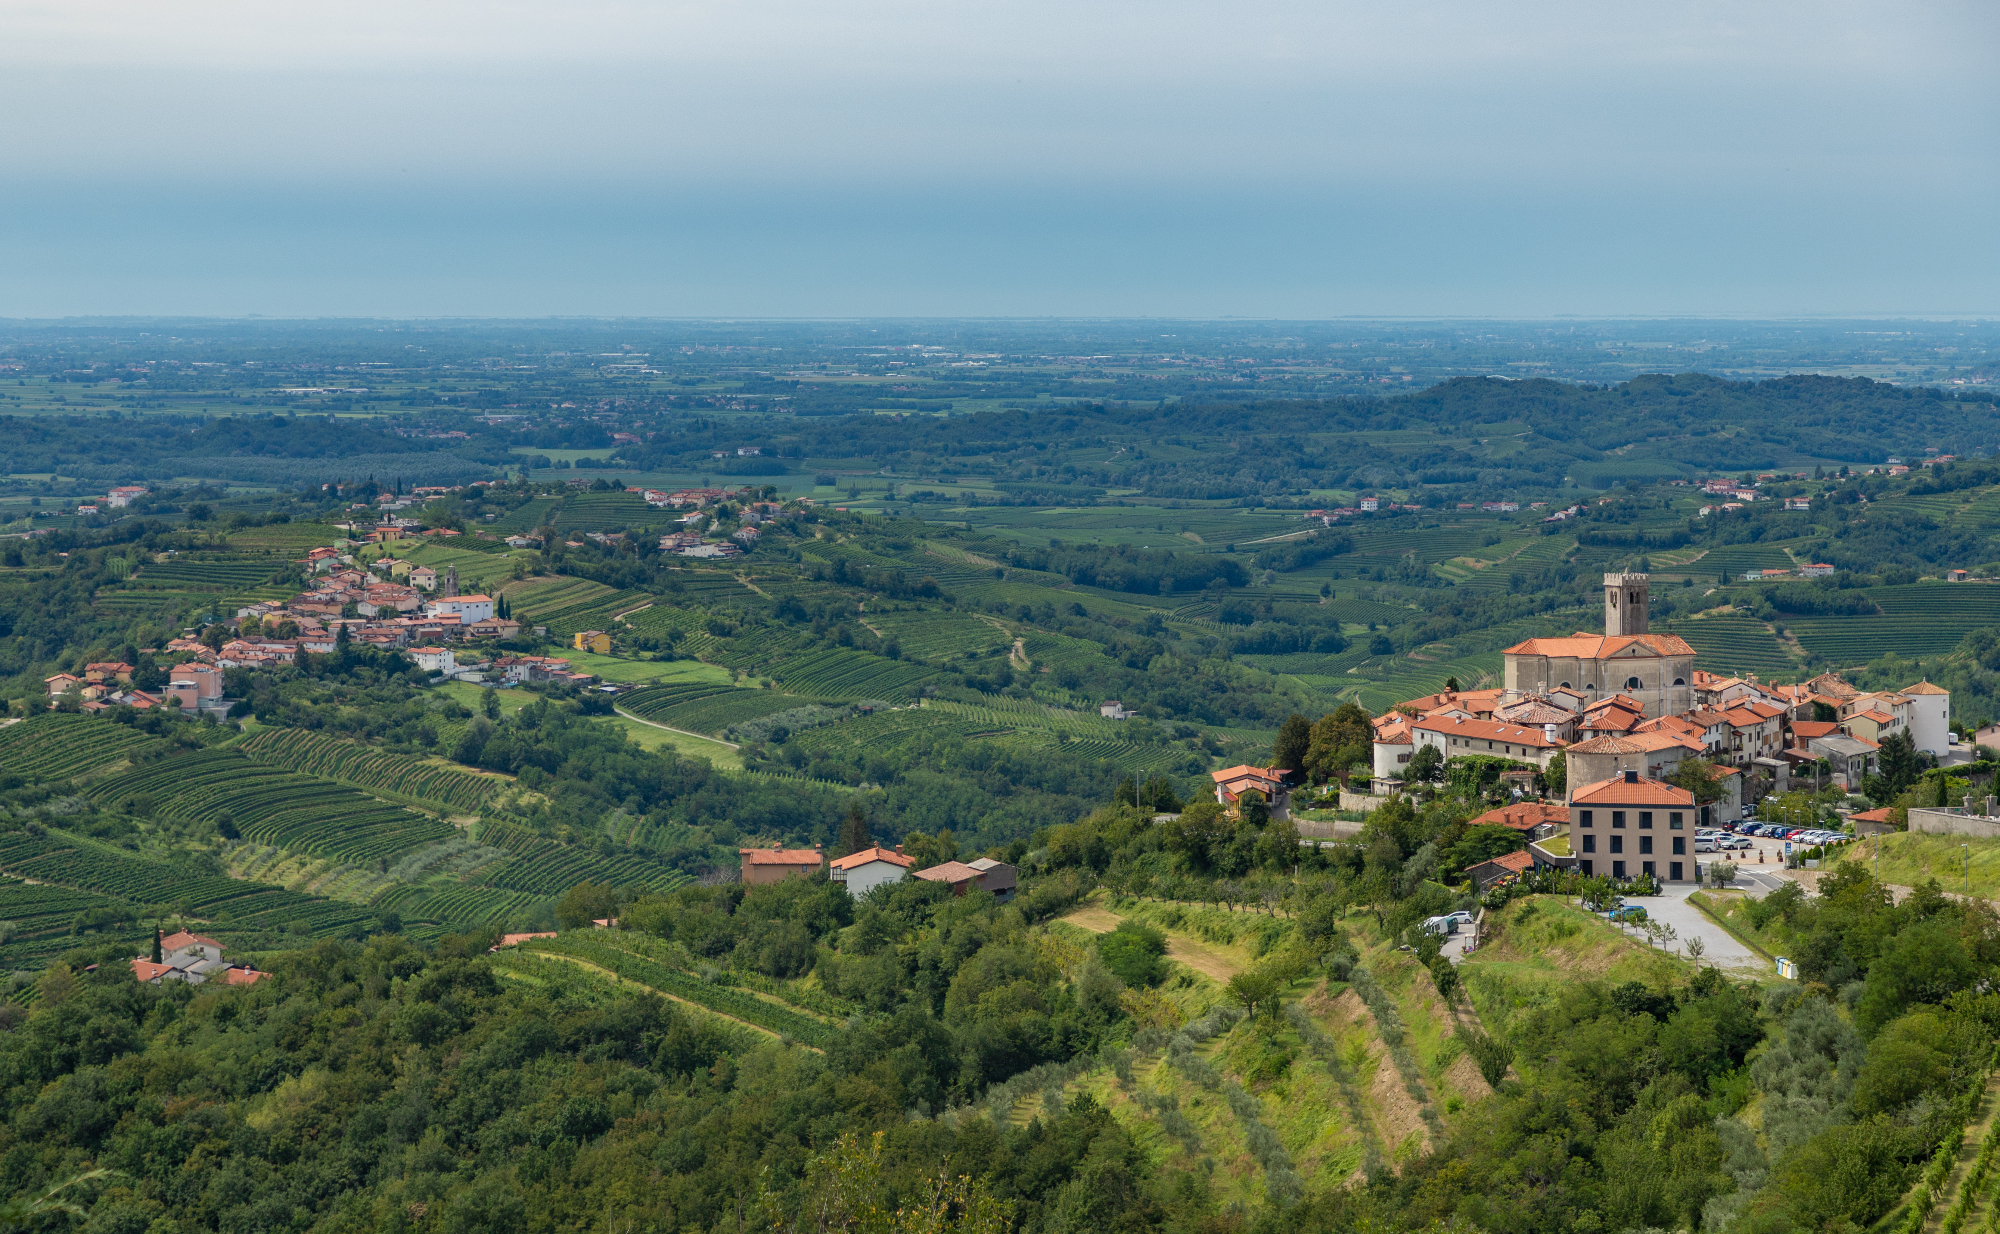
[1700,820,1849,874]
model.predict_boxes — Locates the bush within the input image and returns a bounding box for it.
[1095,921,1168,987]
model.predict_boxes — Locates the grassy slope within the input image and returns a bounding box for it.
[1043,894,1496,1204]
[1459,896,1689,1042]
[1831,832,2000,899]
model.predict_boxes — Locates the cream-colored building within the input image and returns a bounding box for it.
[1503,575,1694,719]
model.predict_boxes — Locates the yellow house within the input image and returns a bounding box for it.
[573,629,612,654]
[374,557,413,580]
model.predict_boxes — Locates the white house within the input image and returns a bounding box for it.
[1372,713,1415,779]
[409,646,456,675]
[1901,680,1952,755]
[828,845,914,898]
[428,594,494,624]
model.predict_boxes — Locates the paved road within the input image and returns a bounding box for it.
[1628,884,1769,973]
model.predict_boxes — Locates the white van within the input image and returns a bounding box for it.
[1694,836,1718,853]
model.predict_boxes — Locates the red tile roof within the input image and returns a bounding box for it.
[1466,849,1535,875]
[1791,721,1840,740]
[1502,632,1696,659]
[1467,802,1569,831]
[829,845,913,871]
[1570,775,1696,807]
[1850,807,1897,824]
[221,967,270,985]
[1411,714,1562,748]
[740,848,824,866]
[160,931,222,952]
[913,861,984,885]
[131,959,174,983]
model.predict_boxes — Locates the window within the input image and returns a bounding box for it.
[1639,836,1653,854]
[1673,677,1685,686]
[1626,676,1642,690]
[1613,861,1627,879]
[1582,834,1596,853]
[1612,811,1626,828]
[1672,837,1685,855]
[1610,835,1624,854]
[1579,810,1593,827]
[1639,811,1653,829]
[1581,860,1593,876]
[1669,812,1683,829]
[1643,861,1656,877]
[1560,681,1571,690]
[1670,861,1684,881]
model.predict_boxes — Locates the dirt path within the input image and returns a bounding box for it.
[1058,904,1244,982]
[520,951,821,1051]
[613,707,741,749]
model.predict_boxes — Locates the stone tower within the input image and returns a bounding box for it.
[442,564,459,599]
[1604,573,1649,636]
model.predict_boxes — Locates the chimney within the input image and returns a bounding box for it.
[1623,769,1639,784]
[895,844,903,855]
[814,843,823,852]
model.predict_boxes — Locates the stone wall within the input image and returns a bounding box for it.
[1908,807,2000,839]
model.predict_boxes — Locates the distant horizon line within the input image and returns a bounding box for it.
[0,312,1996,325]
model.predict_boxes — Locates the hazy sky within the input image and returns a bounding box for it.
[2,1,1995,317]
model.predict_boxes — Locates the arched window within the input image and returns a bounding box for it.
[1625,676,1642,691]
[1673,677,1685,686]
[1559,682,1572,690]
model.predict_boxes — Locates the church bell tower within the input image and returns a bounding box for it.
[1604,573,1649,636]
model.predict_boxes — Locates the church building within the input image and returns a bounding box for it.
[1501,574,1694,719]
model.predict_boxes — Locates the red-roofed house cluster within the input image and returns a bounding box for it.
[742,842,1017,903]
[1365,573,1955,887]
[131,930,269,987]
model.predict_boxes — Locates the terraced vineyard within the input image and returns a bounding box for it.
[784,707,991,756]
[0,832,379,936]
[0,879,150,969]
[85,750,458,861]
[550,492,660,532]
[621,605,725,658]
[621,685,822,735]
[472,821,691,897]
[523,933,834,1045]
[373,882,547,927]
[1656,613,1796,678]
[1688,542,1801,580]
[772,647,941,700]
[1780,581,2000,666]
[237,727,504,811]
[0,713,158,778]
[489,496,560,533]
[866,610,1012,661]
[223,522,341,552]
[136,558,290,591]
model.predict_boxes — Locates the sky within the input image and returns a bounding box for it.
[1,0,1995,318]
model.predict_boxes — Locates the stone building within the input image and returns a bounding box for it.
[1502,574,1694,718]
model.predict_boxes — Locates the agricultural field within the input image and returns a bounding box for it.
[0,879,152,970]
[770,647,942,700]
[84,749,459,862]
[521,932,835,1045]
[549,491,662,532]
[236,727,505,813]
[403,541,526,591]
[0,713,158,779]
[617,681,817,735]
[471,820,692,898]
[134,557,291,591]
[222,522,342,552]
[1657,612,1798,678]
[0,831,381,941]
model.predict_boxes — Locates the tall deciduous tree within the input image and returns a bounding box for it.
[1271,713,1312,772]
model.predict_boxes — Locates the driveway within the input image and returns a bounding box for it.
[1616,883,1770,975]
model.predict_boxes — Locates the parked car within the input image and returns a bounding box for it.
[1607,904,1649,923]
[1720,836,1752,850]
[1695,837,1719,853]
